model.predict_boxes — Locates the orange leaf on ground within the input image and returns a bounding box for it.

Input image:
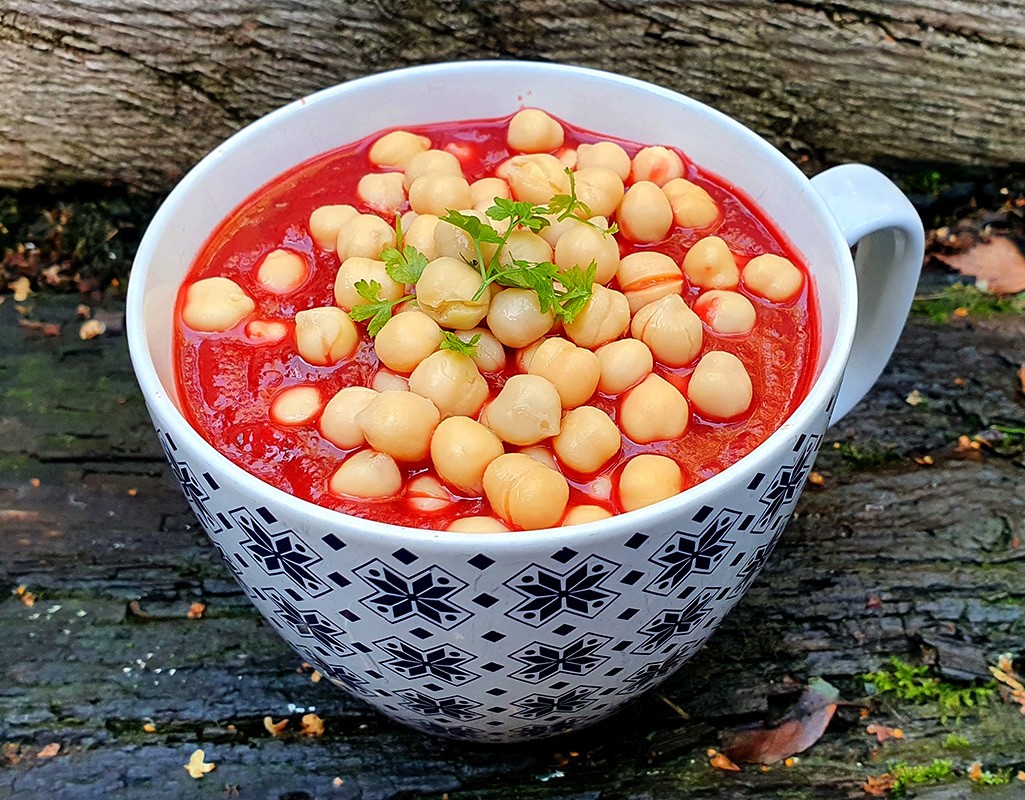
[263,716,289,736]
[1018,364,1025,397]
[301,713,325,737]
[935,236,1025,294]
[35,743,60,759]
[865,724,904,743]
[722,678,838,765]
[187,602,206,619]
[863,773,896,796]
[184,748,215,778]
[709,751,740,771]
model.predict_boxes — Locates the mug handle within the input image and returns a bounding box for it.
[809,164,925,425]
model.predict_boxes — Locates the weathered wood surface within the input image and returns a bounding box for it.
[2,1,1025,192]
[1,287,1023,799]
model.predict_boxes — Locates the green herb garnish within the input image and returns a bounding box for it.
[347,279,409,337]
[545,169,619,235]
[439,331,481,357]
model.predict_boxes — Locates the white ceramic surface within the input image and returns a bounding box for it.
[126,61,924,742]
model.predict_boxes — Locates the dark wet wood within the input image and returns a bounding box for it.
[3,1,1025,191]
[1,290,1024,798]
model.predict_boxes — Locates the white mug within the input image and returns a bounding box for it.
[127,61,924,742]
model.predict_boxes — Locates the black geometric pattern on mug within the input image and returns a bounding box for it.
[504,556,620,627]
[754,433,823,531]
[510,686,599,720]
[263,589,355,659]
[397,689,484,721]
[230,506,328,596]
[509,633,612,683]
[644,508,741,597]
[159,431,221,533]
[375,636,478,686]
[618,641,700,695]
[355,559,469,630]
[633,589,717,654]
[727,540,778,599]
[319,662,375,696]
[415,720,486,740]
[514,718,586,739]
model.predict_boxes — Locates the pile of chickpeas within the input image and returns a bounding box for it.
[181,109,806,532]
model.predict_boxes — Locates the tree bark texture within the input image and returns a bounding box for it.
[1,1,1025,192]
[1,289,1024,798]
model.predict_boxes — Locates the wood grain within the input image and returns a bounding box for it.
[2,293,1024,797]
[1,1,1024,191]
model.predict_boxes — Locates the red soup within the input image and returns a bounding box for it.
[174,110,819,532]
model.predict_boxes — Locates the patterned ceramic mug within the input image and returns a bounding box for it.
[127,61,924,742]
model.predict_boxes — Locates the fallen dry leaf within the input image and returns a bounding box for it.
[990,655,1025,714]
[17,319,61,336]
[968,761,983,782]
[807,471,825,487]
[142,723,157,733]
[311,670,322,683]
[9,276,31,301]
[333,777,345,787]
[79,319,106,340]
[76,304,91,319]
[264,716,289,736]
[722,678,838,765]
[301,713,325,737]
[1019,364,1025,397]
[708,750,740,771]
[184,748,215,778]
[863,773,896,796]
[187,602,206,619]
[2,743,23,766]
[865,724,904,743]
[905,389,925,406]
[35,743,60,759]
[935,236,1025,294]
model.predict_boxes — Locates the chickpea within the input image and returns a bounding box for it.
[553,406,621,474]
[563,283,630,349]
[403,213,440,260]
[619,454,683,511]
[486,374,562,445]
[336,214,397,262]
[620,374,689,443]
[374,310,442,373]
[573,167,625,218]
[507,109,565,153]
[537,213,583,247]
[454,327,506,373]
[630,294,703,367]
[682,236,739,290]
[414,256,489,329]
[497,229,553,267]
[516,339,543,372]
[470,177,511,212]
[554,218,620,285]
[563,504,613,526]
[270,385,322,426]
[372,369,409,393]
[320,386,378,450]
[357,172,406,216]
[355,390,440,462]
[430,415,505,494]
[692,290,756,335]
[589,475,613,501]
[256,249,306,294]
[631,146,685,187]
[487,288,556,348]
[408,349,489,418]
[687,350,753,420]
[616,251,684,313]
[524,337,601,409]
[309,204,359,251]
[181,277,255,332]
[742,253,805,302]
[596,338,653,394]
[330,449,403,499]
[403,149,463,190]
[447,515,510,533]
[497,154,570,205]
[334,257,403,311]
[369,130,432,169]
[662,178,720,228]
[406,474,453,512]
[246,319,288,343]
[294,307,360,366]
[408,174,472,216]
[557,148,578,169]
[520,445,559,472]
[483,452,569,530]
[575,141,631,181]
[617,181,673,243]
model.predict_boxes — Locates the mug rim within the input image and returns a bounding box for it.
[127,59,856,546]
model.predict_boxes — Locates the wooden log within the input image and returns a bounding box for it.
[1,1,1024,192]
[2,291,1024,797]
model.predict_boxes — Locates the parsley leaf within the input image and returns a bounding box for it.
[439,331,481,357]
[487,197,550,233]
[439,210,505,246]
[495,260,561,314]
[347,279,409,337]
[382,244,429,284]
[555,262,598,323]
[545,169,619,236]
